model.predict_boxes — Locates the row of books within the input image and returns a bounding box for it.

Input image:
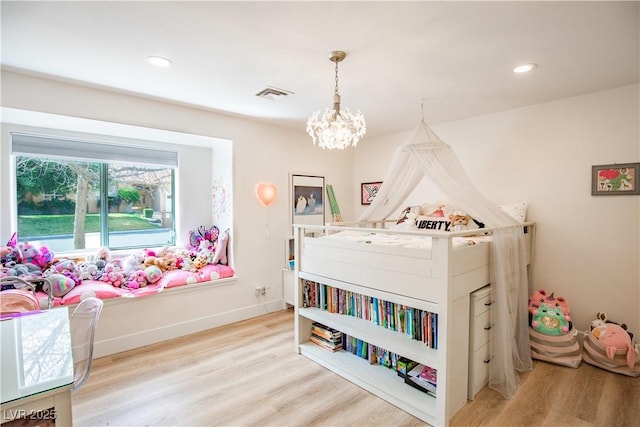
[302,280,438,348]
[342,333,438,397]
[309,322,343,352]
[343,333,401,370]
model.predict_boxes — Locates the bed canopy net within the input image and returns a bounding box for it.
[358,120,532,399]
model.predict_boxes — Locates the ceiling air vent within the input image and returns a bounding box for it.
[255,86,293,101]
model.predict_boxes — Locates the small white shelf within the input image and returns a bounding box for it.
[299,342,437,426]
[299,307,438,368]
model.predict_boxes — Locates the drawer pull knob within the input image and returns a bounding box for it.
[484,325,492,330]
[483,358,491,364]
[484,302,492,306]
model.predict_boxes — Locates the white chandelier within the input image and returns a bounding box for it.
[306,51,366,150]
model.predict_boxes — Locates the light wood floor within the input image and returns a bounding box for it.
[72,308,639,427]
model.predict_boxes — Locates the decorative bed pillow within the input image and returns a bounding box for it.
[396,206,422,225]
[498,202,528,223]
[415,215,451,231]
[414,204,483,232]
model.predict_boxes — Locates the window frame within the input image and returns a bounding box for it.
[10,131,179,254]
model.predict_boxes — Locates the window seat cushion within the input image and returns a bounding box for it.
[33,264,235,307]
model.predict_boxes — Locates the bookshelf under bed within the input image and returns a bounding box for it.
[293,221,535,426]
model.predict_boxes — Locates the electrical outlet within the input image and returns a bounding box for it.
[255,285,266,296]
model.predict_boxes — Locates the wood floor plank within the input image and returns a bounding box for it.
[72,308,639,427]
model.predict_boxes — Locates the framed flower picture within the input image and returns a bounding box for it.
[591,163,639,195]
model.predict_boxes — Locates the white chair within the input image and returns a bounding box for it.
[70,297,104,392]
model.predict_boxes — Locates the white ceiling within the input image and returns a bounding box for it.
[1,1,639,139]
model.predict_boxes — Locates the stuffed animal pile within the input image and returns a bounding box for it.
[0,226,230,296]
[527,288,582,368]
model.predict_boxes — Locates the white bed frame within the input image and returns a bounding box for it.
[293,221,535,426]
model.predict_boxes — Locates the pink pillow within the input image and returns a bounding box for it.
[156,269,198,289]
[197,264,235,282]
[62,280,126,305]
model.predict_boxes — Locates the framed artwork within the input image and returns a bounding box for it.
[290,174,325,226]
[591,163,639,196]
[361,181,382,205]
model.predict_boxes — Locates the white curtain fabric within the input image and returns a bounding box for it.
[358,121,532,399]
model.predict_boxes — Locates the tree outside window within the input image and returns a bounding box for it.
[16,157,175,253]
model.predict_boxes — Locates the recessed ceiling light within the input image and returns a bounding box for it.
[146,56,172,68]
[513,63,537,74]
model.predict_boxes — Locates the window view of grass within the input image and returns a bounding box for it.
[19,213,160,237]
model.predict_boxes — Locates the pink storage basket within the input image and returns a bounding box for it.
[583,331,640,377]
[529,327,582,368]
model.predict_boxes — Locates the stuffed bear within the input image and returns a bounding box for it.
[449,211,471,232]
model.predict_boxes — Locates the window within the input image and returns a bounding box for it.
[12,132,177,254]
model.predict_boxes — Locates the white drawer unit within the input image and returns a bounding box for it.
[468,285,492,400]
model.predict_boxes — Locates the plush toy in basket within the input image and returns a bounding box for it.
[528,289,572,335]
[528,289,581,368]
[583,313,640,377]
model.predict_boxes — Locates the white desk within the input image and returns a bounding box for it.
[1,308,74,426]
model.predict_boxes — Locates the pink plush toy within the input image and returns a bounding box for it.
[211,229,230,265]
[100,263,125,288]
[0,232,22,265]
[528,289,571,322]
[19,241,54,269]
[125,269,148,290]
[593,323,636,369]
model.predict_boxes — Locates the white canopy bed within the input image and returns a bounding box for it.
[293,121,534,425]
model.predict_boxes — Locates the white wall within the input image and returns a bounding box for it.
[1,70,355,323]
[354,84,640,334]
[3,70,638,338]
